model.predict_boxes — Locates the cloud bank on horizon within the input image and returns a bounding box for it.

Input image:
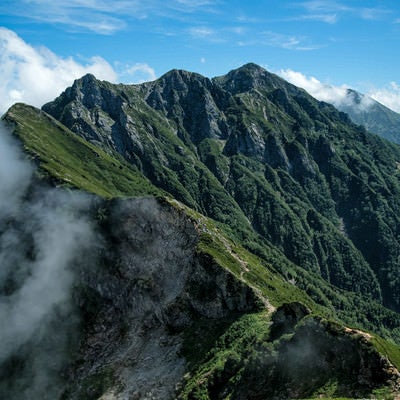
[1,26,400,115]
[279,68,400,114]
[0,27,156,114]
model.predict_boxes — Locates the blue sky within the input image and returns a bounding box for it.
[1,0,400,113]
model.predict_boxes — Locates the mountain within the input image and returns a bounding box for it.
[41,63,400,313]
[335,88,400,144]
[2,63,400,399]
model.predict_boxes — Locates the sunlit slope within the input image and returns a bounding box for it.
[5,74,400,345]
[41,64,400,323]
[3,103,161,198]
[3,99,400,399]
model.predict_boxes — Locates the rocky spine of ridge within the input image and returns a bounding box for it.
[42,63,400,312]
[3,64,400,398]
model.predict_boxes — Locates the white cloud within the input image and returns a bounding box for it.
[262,31,318,51]
[297,13,338,23]
[123,63,157,83]
[278,68,373,110]
[0,27,118,114]
[279,68,350,105]
[368,82,400,113]
[0,27,160,113]
[278,68,400,114]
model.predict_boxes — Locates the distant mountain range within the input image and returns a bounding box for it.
[2,63,400,399]
[335,88,400,144]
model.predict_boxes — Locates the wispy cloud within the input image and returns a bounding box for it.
[123,63,157,83]
[189,26,215,38]
[0,0,219,34]
[188,26,226,42]
[237,15,262,24]
[174,0,215,10]
[359,7,392,21]
[294,1,393,23]
[261,31,318,51]
[0,0,133,34]
[0,121,100,398]
[297,1,350,13]
[295,13,338,24]
[238,31,317,51]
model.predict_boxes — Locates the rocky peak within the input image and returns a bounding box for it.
[214,63,283,95]
[74,73,98,88]
[42,73,102,115]
[142,68,231,144]
[157,68,208,89]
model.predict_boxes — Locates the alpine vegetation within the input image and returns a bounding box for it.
[0,122,97,399]
[2,64,400,399]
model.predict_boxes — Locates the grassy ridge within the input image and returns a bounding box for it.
[4,99,400,399]
[3,103,162,198]
[6,102,400,345]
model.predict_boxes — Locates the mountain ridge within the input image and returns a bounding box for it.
[337,87,400,143]
[41,63,400,313]
[3,63,400,399]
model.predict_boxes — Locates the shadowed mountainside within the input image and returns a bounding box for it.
[2,63,400,399]
[41,63,400,314]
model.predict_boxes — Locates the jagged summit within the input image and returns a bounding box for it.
[76,72,98,84]
[4,62,400,399]
[214,62,294,96]
[68,73,101,94]
[158,68,207,82]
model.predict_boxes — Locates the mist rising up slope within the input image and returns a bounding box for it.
[41,63,400,315]
[3,63,400,399]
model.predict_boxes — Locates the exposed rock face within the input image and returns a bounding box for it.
[67,197,262,399]
[142,70,231,145]
[236,316,399,400]
[269,302,311,340]
[4,64,400,399]
[41,63,400,315]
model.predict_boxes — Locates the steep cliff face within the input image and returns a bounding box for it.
[2,107,400,398]
[142,69,231,145]
[41,64,400,315]
[65,197,262,400]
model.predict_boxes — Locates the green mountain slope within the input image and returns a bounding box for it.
[41,63,400,315]
[3,64,400,399]
[4,102,400,346]
[4,103,161,198]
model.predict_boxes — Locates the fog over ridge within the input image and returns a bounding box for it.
[0,121,98,398]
